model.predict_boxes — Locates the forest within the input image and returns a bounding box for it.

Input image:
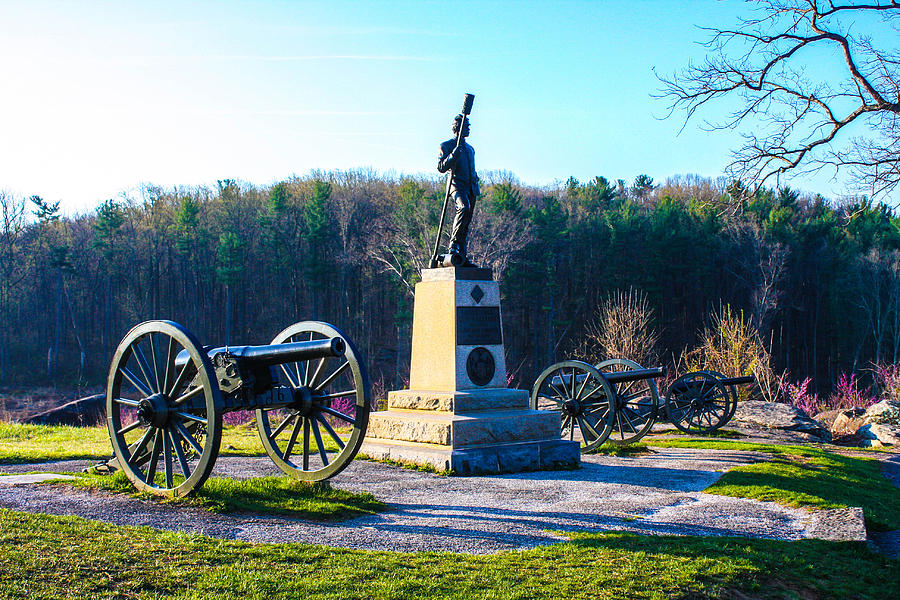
[1,171,899,405]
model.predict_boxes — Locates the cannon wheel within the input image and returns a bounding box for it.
[596,358,659,445]
[703,370,739,425]
[106,320,223,497]
[531,360,616,452]
[256,321,370,481]
[665,371,730,434]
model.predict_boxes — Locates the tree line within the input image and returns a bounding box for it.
[1,171,898,397]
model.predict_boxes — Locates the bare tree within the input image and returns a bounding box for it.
[467,208,533,279]
[0,191,27,382]
[659,1,900,199]
[579,288,660,366]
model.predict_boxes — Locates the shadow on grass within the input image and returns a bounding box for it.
[2,508,896,600]
[70,471,385,521]
[558,531,899,600]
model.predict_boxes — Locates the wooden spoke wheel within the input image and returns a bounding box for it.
[256,321,370,481]
[596,358,659,445]
[702,370,739,425]
[106,320,223,498]
[531,360,616,452]
[665,371,730,434]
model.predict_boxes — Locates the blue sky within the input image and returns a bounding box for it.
[0,0,877,213]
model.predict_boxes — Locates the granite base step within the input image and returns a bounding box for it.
[388,388,530,412]
[367,408,561,447]
[359,437,580,475]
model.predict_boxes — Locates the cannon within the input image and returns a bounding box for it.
[530,360,667,451]
[531,359,756,449]
[665,370,754,434]
[105,320,370,497]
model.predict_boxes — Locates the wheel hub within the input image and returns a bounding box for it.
[562,398,581,416]
[291,386,315,416]
[137,393,170,428]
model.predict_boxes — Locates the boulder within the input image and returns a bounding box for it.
[858,423,900,447]
[863,400,900,425]
[830,407,867,437]
[23,394,105,426]
[733,400,832,441]
[812,409,842,430]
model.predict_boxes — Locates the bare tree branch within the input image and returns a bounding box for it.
[658,0,900,200]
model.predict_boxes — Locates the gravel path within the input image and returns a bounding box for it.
[0,446,867,554]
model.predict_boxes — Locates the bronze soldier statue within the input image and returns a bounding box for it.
[437,113,480,267]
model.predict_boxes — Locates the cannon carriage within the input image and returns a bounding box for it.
[105,320,370,497]
[531,358,755,449]
[665,370,754,435]
[530,360,667,451]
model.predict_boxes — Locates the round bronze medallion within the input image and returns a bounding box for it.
[466,347,495,386]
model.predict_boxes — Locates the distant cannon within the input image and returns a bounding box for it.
[530,360,667,451]
[665,370,754,435]
[105,320,370,497]
[531,359,755,448]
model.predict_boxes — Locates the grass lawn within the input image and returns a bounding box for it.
[2,424,900,598]
[587,443,653,457]
[647,438,900,530]
[0,508,896,600]
[649,428,747,438]
[63,471,384,521]
[0,422,265,465]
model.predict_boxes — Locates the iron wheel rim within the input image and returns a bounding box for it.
[665,371,730,434]
[256,321,370,481]
[106,320,222,498]
[531,360,615,452]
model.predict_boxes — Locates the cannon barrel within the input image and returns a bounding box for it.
[717,375,755,386]
[174,337,345,369]
[603,365,667,385]
[550,365,667,390]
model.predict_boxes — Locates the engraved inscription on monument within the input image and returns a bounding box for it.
[456,306,502,346]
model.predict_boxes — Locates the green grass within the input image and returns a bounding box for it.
[0,508,895,600]
[63,471,384,521]
[647,438,900,530]
[649,427,747,438]
[0,422,111,463]
[587,443,653,456]
[0,422,266,464]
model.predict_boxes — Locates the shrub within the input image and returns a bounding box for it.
[580,288,660,366]
[777,374,821,417]
[684,305,775,401]
[827,372,876,411]
[874,363,900,404]
[223,410,254,426]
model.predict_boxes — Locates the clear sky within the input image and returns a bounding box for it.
[0,0,878,214]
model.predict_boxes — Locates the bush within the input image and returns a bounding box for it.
[684,305,775,401]
[777,374,821,417]
[874,363,900,404]
[827,372,876,411]
[579,288,660,366]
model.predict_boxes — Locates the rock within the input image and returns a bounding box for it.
[813,409,842,430]
[23,394,105,426]
[858,423,900,446]
[831,407,867,437]
[863,400,900,425]
[733,400,832,441]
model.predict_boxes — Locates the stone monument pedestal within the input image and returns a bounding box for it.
[361,267,579,474]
